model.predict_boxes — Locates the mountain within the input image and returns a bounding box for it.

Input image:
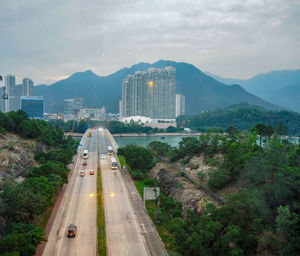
[34,60,283,115]
[207,69,300,111]
[205,72,245,86]
[269,84,300,113]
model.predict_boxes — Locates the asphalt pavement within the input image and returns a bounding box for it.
[99,130,149,256]
[42,128,167,256]
[42,130,98,256]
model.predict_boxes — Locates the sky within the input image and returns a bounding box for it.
[0,0,300,84]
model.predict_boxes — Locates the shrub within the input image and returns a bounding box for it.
[197,171,206,180]
[208,168,231,190]
[206,157,219,167]
[130,169,145,180]
[190,163,199,170]
[144,178,157,187]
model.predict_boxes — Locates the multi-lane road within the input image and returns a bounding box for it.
[43,130,98,256]
[42,128,167,256]
[99,130,148,256]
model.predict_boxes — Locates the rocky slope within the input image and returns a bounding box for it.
[0,132,45,182]
[149,153,240,215]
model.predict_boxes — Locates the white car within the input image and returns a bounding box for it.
[80,170,85,177]
[101,154,106,159]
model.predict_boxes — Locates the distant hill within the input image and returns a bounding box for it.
[34,60,283,114]
[207,69,300,112]
[177,103,300,136]
[205,72,245,86]
[269,84,300,113]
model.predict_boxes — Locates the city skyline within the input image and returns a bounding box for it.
[0,0,299,84]
[0,75,34,113]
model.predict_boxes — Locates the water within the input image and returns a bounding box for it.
[114,135,197,148]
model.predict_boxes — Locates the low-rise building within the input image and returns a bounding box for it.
[78,107,106,121]
[121,116,176,129]
[20,96,44,119]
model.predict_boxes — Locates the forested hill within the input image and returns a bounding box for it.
[177,103,300,136]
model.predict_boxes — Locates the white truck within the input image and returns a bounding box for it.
[83,150,88,159]
[111,157,118,170]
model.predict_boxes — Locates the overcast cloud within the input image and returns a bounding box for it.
[0,0,300,84]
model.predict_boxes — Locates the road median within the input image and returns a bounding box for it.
[97,167,107,256]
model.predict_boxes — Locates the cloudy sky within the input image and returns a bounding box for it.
[1,0,300,84]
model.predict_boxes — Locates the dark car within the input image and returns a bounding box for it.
[67,224,77,238]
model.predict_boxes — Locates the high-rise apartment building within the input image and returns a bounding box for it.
[175,94,185,117]
[120,67,176,119]
[15,84,23,110]
[22,78,34,96]
[4,75,16,112]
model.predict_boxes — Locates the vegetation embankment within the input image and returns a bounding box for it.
[97,168,106,256]
[0,110,77,256]
[177,103,300,136]
[118,128,300,256]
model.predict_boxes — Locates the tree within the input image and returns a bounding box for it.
[226,126,240,137]
[276,123,287,139]
[147,141,171,156]
[265,125,274,141]
[252,123,267,146]
[1,177,54,222]
[276,205,297,239]
[118,145,154,171]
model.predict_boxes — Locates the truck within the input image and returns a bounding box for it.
[83,150,88,159]
[111,157,118,170]
[107,146,113,155]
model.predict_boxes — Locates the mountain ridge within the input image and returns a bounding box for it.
[207,69,300,112]
[34,60,284,114]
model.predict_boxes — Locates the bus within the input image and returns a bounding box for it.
[111,157,118,170]
[83,150,88,159]
[107,146,113,155]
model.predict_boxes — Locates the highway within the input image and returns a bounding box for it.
[42,130,98,256]
[42,128,167,256]
[99,130,148,256]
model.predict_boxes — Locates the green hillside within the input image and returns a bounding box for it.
[177,103,300,136]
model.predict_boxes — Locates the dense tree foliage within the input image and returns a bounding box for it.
[0,111,79,148]
[0,111,77,255]
[118,144,154,179]
[50,119,183,134]
[147,141,172,157]
[177,105,300,136]
[156,131,300,255]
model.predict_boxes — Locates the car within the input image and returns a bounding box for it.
[101,154,105,159]
[80,170,85,177]
[82,161,87,166]
[89,169,95,175]
[67,224,77,238]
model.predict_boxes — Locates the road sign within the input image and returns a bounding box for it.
[144,187,160,202]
